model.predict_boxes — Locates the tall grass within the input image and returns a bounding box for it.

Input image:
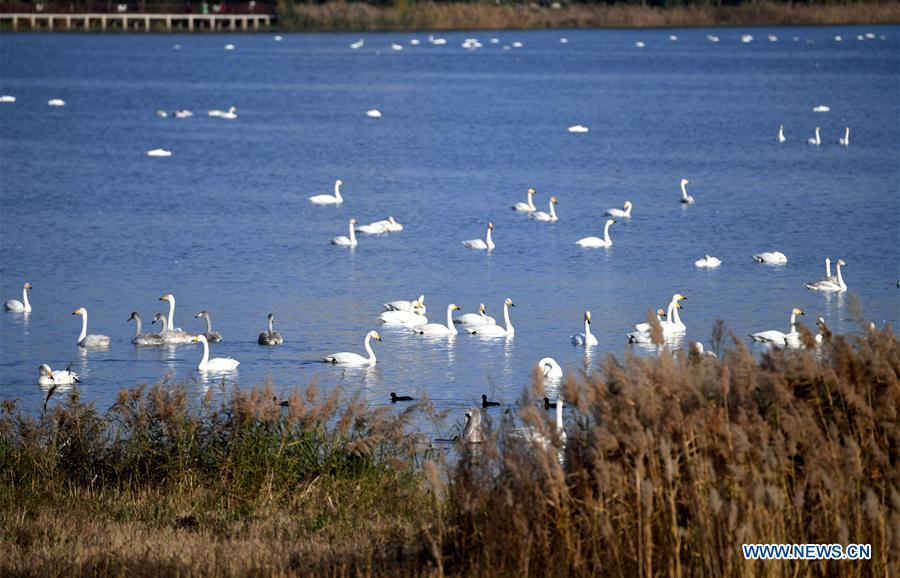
[1,323,897,576]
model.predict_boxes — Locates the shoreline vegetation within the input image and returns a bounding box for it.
[278,1,900,32]
[2,316,897,576]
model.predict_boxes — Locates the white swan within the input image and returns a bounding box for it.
[692,342,717,358]
[752,251,788,265]
[454,303,495,326]
[462,222,494,250]
[309,179,344,205]
[815,317,830,345]
[365,109,382,118]
[158,294,196,343]
[679,178,694,204]
[5,282,32,312]
[512,187,537,212]
[391,43,403,51]
[839,127,850,147]
[694,255,722,268]
[806,259,846,292]
[128,312,165,346]
[630,308,668,336]
[38,364,79,386]
[224,44,236,51]
[777,124,786,143]
[379,299,427,326]
[466,298,514,337]
[413,304,460,336]
[72,308,110,348]
[350,38,364,49]
[370,216,403,232]
[324,330,381,366]
[666,294,688,333]
[530,196,558,222]
[510,399,566,448]
[174,109,193,119]
[567,125,589,133]
[48,99,65,107]
[146,148,172,157]
[0,95,16,103]
[807,127,821,145]
[209,106,237,119]
[331,218,358,246]
[192,334,239,372]
[383,294,425,312]
[571,311,598,346]
[750,307,804,346]
[604,201,632,218]
[576,219,615,248]
[537,357,563,380]
[356,222,388,235]
[813,105,830,112]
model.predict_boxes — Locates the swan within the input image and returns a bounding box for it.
[194,310,222,342]
[741,35,753,43]
[839,127,850,146]
[5,282,32,312]
[679,178,694,204]
[530,196,558,221]
[391,43,403,51]
[510,399,566,448]
[48,99,65,106]
[412,304,460,336]
[72,308,110,348]
[192,334,239,372]
[604,201,632,218]
[694,255,722,268]
[567,125,589,133]
[692,342,717,358]
[807,127,821,146]
[806,259,846,292]
[365,109,382,118]
[665,294,688,333]
[208,106,238,119]
[537,357,563,380]
[173,109,193,119]
[512,187,537,212]
[777,124,786,143]
[454,303,496,326]
[466,298,514,337]
[462,222,494,250]
[224,44,236,51]
[128,312,165,346]
[158,294,196,343]
[380,300,427,326]
[38,364,79,386]
[146,148,172,157]
[813,105,830,112]
[156,110,168,118]
[428,35,447,45]
[752,251,788,265]
[462,408,485,443]
[669,35,678,41]
[571,311,598,346]
[511,41,524,48]
[750,307,804,346]
[635,41,645,48]
[355,221,388,235]
[350,39,364,49]
[815,317,831,345]
[383,294,425,312]
[324,330,381,366]
[369,216,403,232]
[0,95,15,103]
[576,219,616,248]
[152,313,167,332]
[258,313,284,345]
[627,308,668,343]
[560,37,569,44]
[309,179,344,205]
[331,218,358,247]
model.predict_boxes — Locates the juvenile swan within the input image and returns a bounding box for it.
[192,334,239,371]
[128,312,165,346]
[324,330,381,366]
[576,219,616,248]
[309,179,344,205]
[571,311,598,346]
[194,310,222,342]
[72,308,110,348]
[462,222,495,250]
[258,313,284,345]
[5,282,32,312]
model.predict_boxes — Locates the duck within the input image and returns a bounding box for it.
[466,298,515,337]
[571,311,598,346]
[72,308,110,348]
[5,282,32,312]
[806,259,846,292]
[192,334,239,372]
[512,187,537,212]
[309,179,344,205]
[390,392,414,402]
[679,178,694,204]
[412,304,460,336]
[543,397,558,409]
[839,127,850,147]
[128,312,165,346]
[462,408,485,443]
[750,307,804,347]
[530,196,558,222]
[807,127,821,146]
[383,295,426,313]
[777,124,786,143]
[453,303,496,326]
[323,330,381,366]
[331,218,358,247]
[481,394,501,408]
[258,313,284,345]
[604,201,632,219]
[537,357,563,380]
[752,251,788,265]
[462,222,495,251]
[38,364,80,386]
[694,255,722,268]
[194,310,222,342]
[576,219,616,248]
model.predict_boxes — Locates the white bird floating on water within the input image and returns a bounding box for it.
[224,44,236,51]
[369,216,403,232]
[412,304,461,336]
[635,41,645,48]
[383,294,426,313]
[695,255,722,268]
[604,200,632,219]
[331,218,358,247]
[462,222,495,251]
[274,35,283,41]
[669,35,678,41]
[350,39,364,49]
[209,106,237,119]
[559,38,569,44]
[706,34,720,43]
[72,307,110,348]
[512,187,537,212]
[0,95,16,103]
[530,196,558,222]
[380,300,427,326]
[813,105,830,112]
[510,399,566,449]
[576,219,616,248]
[174,109,193,118]
[156,110,168,118]
[741,34,753,43]
[38,364,80,386]
[365,109,382,118]
[679,178,694,204]
[511,41,523,48]
[428,35,447,45]
[5,282,32,312]
[538,357,563,380]
[193,334,239,372]
[462,38,482,49]
[454,303,495,326]
[48,99,66,106]
[806,259,847,292]
[834,35,843,42]
[571,311,598,347]
[777,124,786,143]
[839,127,850,147]
[324,330,381,366]
[466,298,515,337]
[409,38,420,45]
[768,35,778,42]
[158,294,197,343]
[752,251,788,265]
[626,308,668,344]
[146,148,172,157]
[750,308,804,347]
[567,125,589,133]
[309,179,344,205]
[807,126,821,146]
[391,43,403,51]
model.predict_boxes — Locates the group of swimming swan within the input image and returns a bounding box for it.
[780,125,850,147]
[805,257,847,292]
[308,180,404,247]
[459,398,567,449]
[626,294,687,344]
[378,296,516,338]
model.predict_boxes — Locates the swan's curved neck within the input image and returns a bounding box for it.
[486,226,494,248]
[681,181,688,199]
[584,318,592,341]
[825,257,832,278]
[446,306,458,333]
[779,126,784,139]
[527,191,535,211]
[349,221,357,244]
[132,316,142,337]
[334,181,343,202]
[603,221,613,245]
[204,315,213,333]
[815,127,821,144]
[267,316,274,333]
[503,303,514,335]
[789,312,797,333]
[623,205,631,217]
[665,301,677,329]
[165,298,175,332]
[199,338,209,368]
[79,312,88,342]
[22,286,30,309]
[549,202,557,220]
[364,335,376,364]
[555,403,563,433]
[835,263,844,288]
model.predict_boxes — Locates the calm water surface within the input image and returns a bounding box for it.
[1,28,898,426]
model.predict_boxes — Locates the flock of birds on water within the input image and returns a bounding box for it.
[2,28,891,444]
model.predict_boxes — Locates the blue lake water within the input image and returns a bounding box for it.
[1,27,898,426]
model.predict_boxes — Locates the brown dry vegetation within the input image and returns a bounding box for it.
[1,323,898,577]
[280,1,900,32]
